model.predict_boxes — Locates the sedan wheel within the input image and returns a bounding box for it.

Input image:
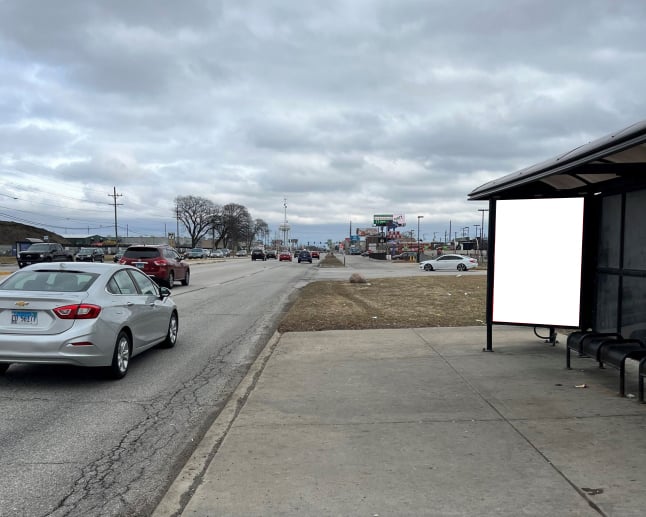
[423,264,434,271]
[159,311,179,349]
[457,263,467,271]
[181,270,190,286]
[166,271,175,289]
[107,331,131,379]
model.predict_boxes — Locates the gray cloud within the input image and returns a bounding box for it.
[1,0,645,242]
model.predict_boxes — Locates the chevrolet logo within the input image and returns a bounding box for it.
[15,301,30,307]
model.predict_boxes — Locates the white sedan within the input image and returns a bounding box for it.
[419,254,478,272]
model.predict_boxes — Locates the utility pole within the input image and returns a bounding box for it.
[448,220,452,248]
[176,204,180,249]
[417,215,424,263]
[108,187,123,251]
[478,208,489,242]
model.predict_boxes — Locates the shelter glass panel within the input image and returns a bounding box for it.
[624,189,646,270]
[598,195,621,268]
[595,273,619,333]
[621,275,646,340]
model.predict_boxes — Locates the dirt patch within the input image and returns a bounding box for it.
[278,272,487,332]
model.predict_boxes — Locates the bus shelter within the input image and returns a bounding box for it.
[468,120,646,351]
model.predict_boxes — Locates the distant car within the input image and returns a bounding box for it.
[210,249,224,258]
[113,252,124,263]
[311,251,320,259]
[251,248,266,261]
[186,248,207,259]
[265,249,277,259]
[392,251,417,261]
[221,248,231,257]
[75,247,105,262]
[419,254,478,272]
[0,262,178,379]
[236,249,248,257]
[298,250,312,263]
[279,251,292,262]
[119,245,190,288]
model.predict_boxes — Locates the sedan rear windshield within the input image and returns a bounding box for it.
[123,248,162,259]
[0,271,99,292]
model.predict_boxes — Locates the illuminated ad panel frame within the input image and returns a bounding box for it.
[492,198,584,327]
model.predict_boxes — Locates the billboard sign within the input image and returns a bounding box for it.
[356,228,380,237]
[393,214,406,227]
[373,214,393,226]
[373,214,406,227]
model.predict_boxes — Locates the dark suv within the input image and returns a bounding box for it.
[251,248,266,261]
[297,250,312,263]
[119,245,190,288]
[75,247,105,262]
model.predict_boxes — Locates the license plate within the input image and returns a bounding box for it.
[11,310,38,325]
[134,262,145,269]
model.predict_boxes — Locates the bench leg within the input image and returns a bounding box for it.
[640,358,646,403]
[620,358,627,397]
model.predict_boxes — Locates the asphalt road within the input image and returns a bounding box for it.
[0,254,483,516]
[0,258,318,517]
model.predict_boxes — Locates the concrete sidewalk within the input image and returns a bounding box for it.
[154,326,646,517]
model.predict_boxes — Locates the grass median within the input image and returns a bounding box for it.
[278,254,487,332]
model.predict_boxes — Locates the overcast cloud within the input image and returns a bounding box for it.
[1,0,645,244]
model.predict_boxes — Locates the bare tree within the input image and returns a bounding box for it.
[240,212,255,250]
[213,203,251,250]
[174,195,216,248]
[254,218,269,246]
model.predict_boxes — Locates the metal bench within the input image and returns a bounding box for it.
[598,342,646,396]
[566,331,621,369]
[638,357,646,402]
[567,331,646,397]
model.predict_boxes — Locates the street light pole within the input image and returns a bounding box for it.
[417,215,424,263]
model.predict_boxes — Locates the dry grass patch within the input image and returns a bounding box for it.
[278,274,487,332]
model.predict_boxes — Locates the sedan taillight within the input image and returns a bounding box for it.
[54,304,102,319]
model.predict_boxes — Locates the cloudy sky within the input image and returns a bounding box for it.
[1,0,645,246]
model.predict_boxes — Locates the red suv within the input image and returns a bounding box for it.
[119,245,190,288]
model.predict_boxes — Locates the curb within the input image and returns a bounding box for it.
[151,330,282,517]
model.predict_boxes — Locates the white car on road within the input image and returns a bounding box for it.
[419,254,478,272]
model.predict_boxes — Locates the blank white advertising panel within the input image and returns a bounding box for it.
[493,198,584,327]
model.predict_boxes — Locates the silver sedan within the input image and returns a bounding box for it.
[0,262,178,379]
